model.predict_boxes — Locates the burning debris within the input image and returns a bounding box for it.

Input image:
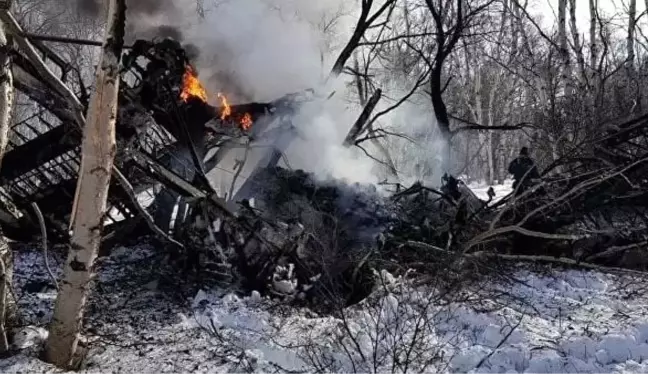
[180,65,208,103]
[179,64,253,131]
[1,27,648,315]
[1,36,296,241]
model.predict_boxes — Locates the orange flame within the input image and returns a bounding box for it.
[218,92,253,131]
[217,93,231,120]
[179,67,253,131]
[180,65,208,103]
[240,113,253,131]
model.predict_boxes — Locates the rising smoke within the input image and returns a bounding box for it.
[67,0,175,17]
[67,0,407,186]
[179,0,385,186]
[64,0,186,42]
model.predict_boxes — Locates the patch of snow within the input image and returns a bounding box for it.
[11,326,48,350]
[4,247,648,373]
[249,290,262,303]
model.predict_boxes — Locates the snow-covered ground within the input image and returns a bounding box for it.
[3,244,648,373]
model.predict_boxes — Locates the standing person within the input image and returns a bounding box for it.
[508,147,540,194]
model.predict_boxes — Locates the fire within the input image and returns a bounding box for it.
[218,92,253,131]
[240,113,253,131]
[180,65,208,103]
[179,66,253,131]
[217,93,231,120]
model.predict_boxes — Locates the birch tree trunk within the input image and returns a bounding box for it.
[568,0,586,87]
[589,0,597,70]
[45,0,126,368]
[627,0,636,66]
[558,0,572,95]
[0,16,15,354]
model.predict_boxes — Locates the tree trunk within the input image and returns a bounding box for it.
[0,16,15,354]
[329,0,396,79]
[627,0,636,65]
[0,231,13,353]
[568,0,586,86]
[486,131,494,184]
[343,88,382,146]
[430,64,452,173]
[45,0,126,368]
[558,0,572,95]
[589,0,597,70]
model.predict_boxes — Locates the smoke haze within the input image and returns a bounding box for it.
[64,0,186,41]
[175,0,389,186]
[67,0,432,187]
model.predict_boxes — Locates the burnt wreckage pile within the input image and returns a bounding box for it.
[0,36,398,304]
[2,33,648,307]
[0,38,298,243]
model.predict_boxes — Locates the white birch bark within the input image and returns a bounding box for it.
[0,17,12,173]
[45,0,125,368]
[589,0,598,70]
[627,0,636,65]
[558,0,573,96]
[568,0,586,87]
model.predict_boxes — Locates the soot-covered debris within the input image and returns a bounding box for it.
[249,167,396,245]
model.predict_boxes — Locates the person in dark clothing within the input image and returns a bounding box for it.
[508,147,540,194]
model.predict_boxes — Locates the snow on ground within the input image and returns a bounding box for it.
[2,245,648,373]
[468,179,514,204]
[106,187,157,224]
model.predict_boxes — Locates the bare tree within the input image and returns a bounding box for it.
[330,0,397,78]
[420,0,495,172]
[589,0,598,71]
[558,0,573,95]
[568,0,586,86]
[45,0,126,368]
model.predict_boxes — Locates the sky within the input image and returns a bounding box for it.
[534,0,647,33]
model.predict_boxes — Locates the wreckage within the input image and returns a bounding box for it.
[1,36,309,244]
[1,26,648,307]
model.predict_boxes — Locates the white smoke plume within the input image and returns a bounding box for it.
[64,0,426,187]
[176,0,389,186]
